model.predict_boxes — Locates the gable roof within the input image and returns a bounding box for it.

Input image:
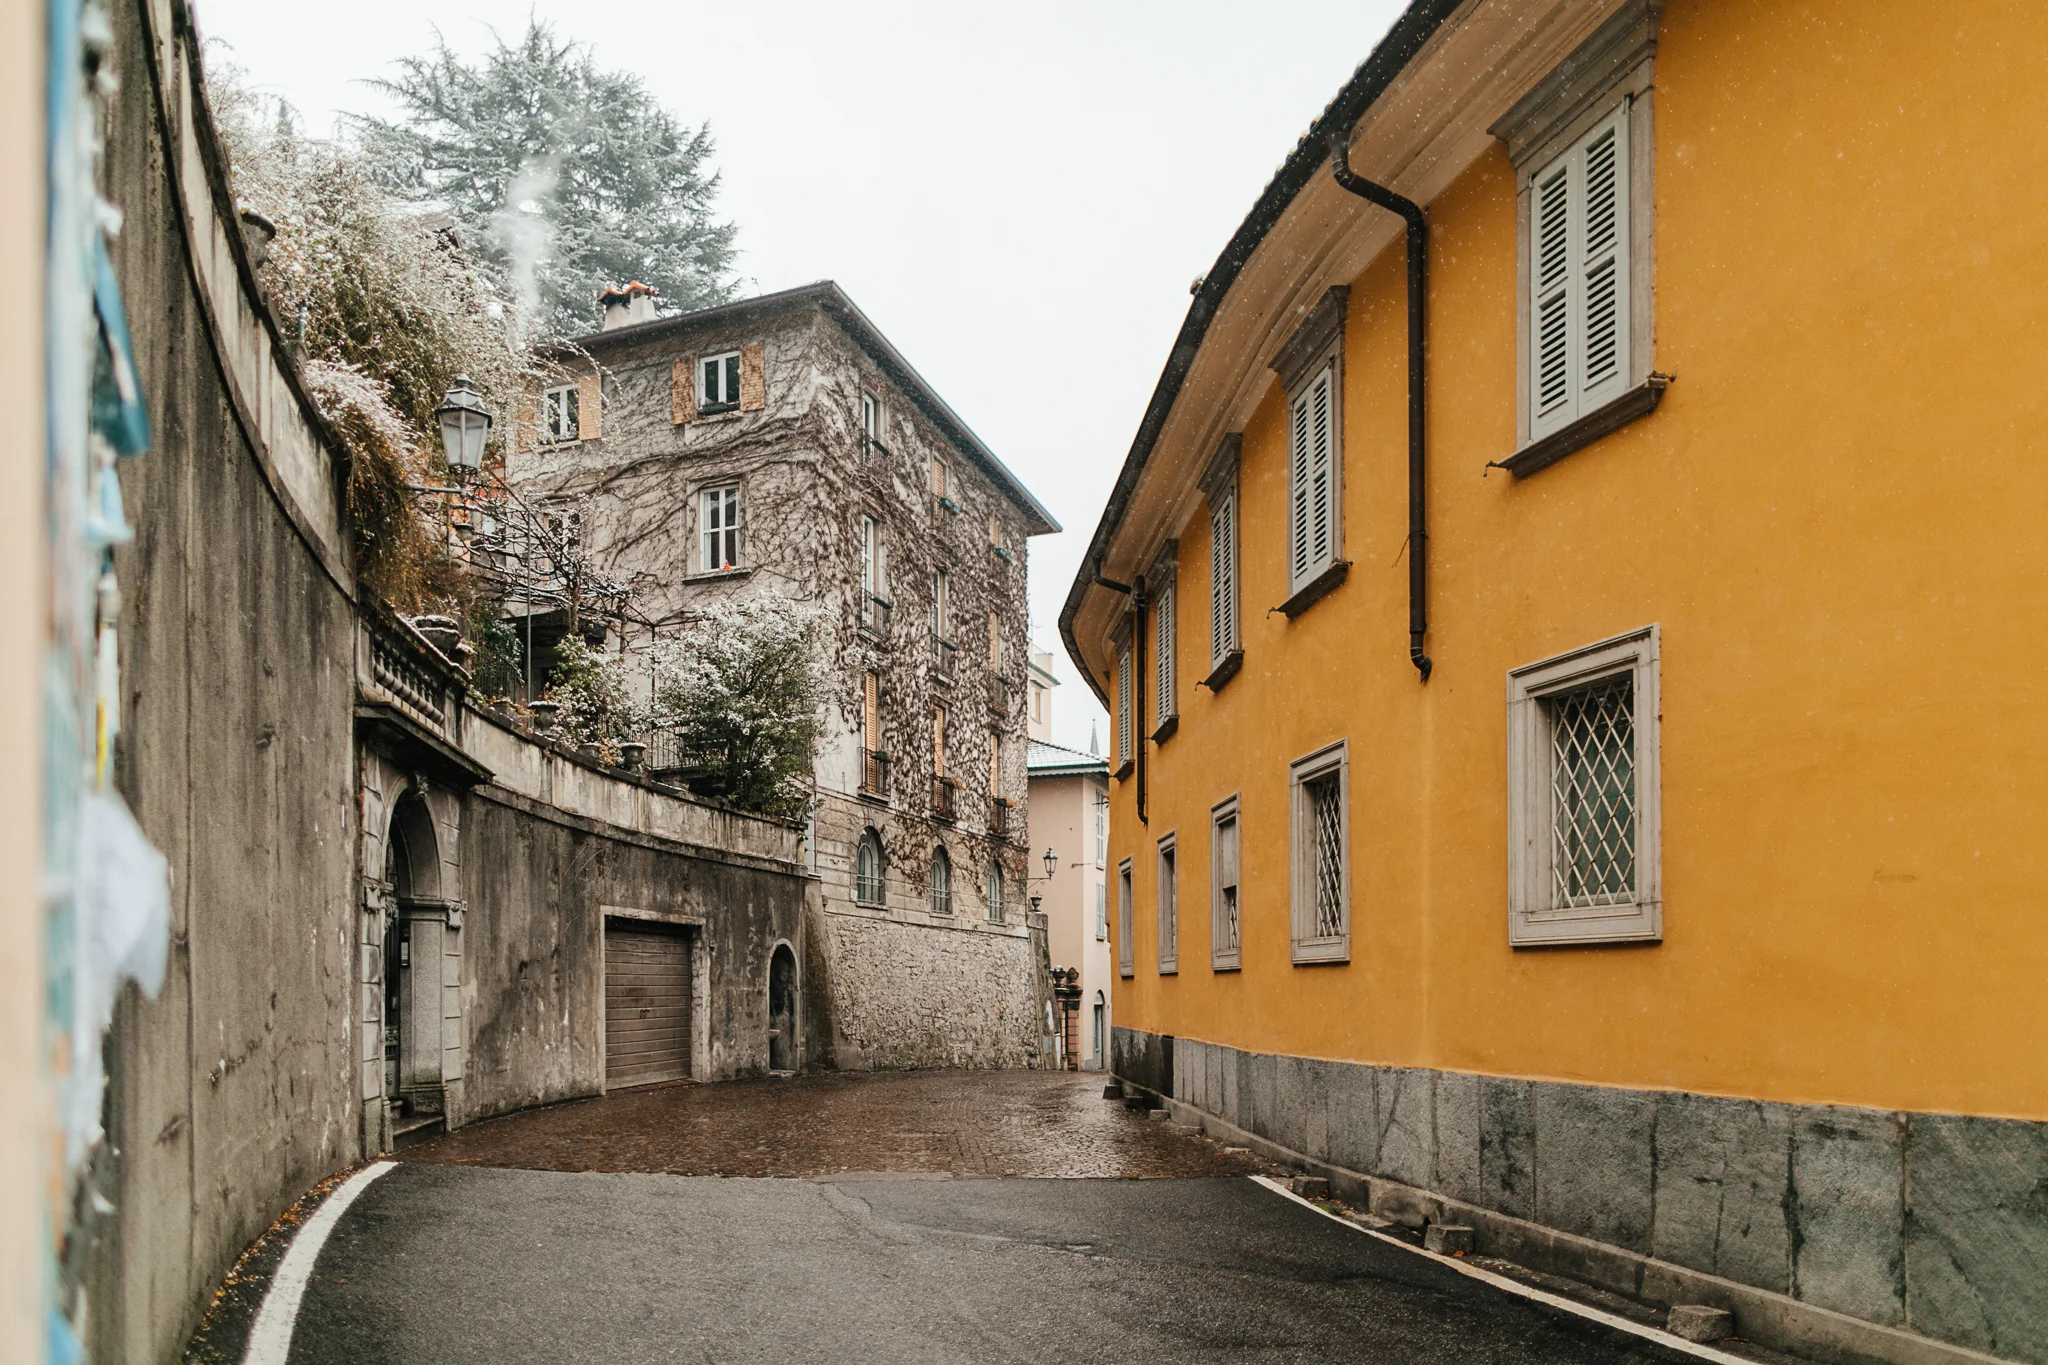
[1028,739,1109,777]
[557,280,1059,536]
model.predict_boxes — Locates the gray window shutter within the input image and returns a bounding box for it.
[1154,582,1174,720]
[1289,389,1313,584]
[1209,493,1236,663]
[1530,100,1631,440]
[1308,367,1334,571]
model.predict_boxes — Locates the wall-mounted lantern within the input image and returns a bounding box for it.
[434,375,493,478]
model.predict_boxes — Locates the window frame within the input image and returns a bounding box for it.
[1112,621,1135,778]
[1156,830,1178,975]
[1506,625,1662,946]
[698,349,743,413]
[1095,879,1108,941]
[1493,0,1662,475]
[986,861,1004,923]
[1211,794,1241,971]
[1116,859,1134,977]
[929,845,953,917]
[1269,286,1349,612]
[855,827,886,907]
[699,484,742,573]
[1150,550,1178,740]
[1289,740,1351,965]
[540,383,579,444]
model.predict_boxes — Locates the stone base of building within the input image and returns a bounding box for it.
[1112,1027,2045,1365]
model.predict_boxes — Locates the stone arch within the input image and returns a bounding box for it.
[386,788,442,901]
[929,844,952,916]
[855,826,885,905]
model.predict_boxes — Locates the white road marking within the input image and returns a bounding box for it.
[1251,1175,1749,1363]
[243,1160,397,1365]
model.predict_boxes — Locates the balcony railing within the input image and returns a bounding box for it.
[932,775,959,822]
[989,796,1012,838]
[860,748,889,798]
[861,593,892,642]
[934,636,957,681]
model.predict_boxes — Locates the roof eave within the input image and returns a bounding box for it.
[1055,0,1465,707]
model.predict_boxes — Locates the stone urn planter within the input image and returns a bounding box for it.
[410,614,461,658]
[619,742,647,772]
[527,700,560,734]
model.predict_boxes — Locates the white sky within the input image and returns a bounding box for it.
[193,0,1407,754]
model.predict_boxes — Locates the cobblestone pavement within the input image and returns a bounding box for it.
[403,1069,1283,1178]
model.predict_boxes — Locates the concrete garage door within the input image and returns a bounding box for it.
[604,922,693,1089]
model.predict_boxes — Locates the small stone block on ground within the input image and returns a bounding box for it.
[1102,1084,1124,1099]
[1147,1107,1173,1121]
[1424,1224,1475,1255]
[1288,1176,1332,1199]
[1666,1305,1734,1343]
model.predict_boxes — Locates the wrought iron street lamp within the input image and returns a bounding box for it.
[434,375,492,478]
[1042,847,1058,879]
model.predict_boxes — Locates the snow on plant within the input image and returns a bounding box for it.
[544,635,637,756]
[644,598,825,822]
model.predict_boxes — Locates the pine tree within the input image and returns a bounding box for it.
[357,22,739,338]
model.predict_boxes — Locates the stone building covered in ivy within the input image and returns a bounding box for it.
[513,281,1061,1069]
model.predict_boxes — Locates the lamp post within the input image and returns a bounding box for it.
[434,375,493,479]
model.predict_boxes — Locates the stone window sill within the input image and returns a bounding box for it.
[1491,376,1671,479]
[1113,759,1134,781]
[684,567,752,585]
[1277,561,1349,620]
[1151,715,1179,744]
[1202,649,1244,694]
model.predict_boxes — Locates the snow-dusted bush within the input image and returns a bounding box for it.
[544,635,636,756]
[644,598,824,822]
[205,52,535,607]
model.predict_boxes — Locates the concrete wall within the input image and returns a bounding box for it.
[77,7,366,1363]
[460,749,811,1113]
[1118,1026,2048,1365]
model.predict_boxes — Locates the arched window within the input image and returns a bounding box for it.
[855,828,885,905]
[986,861,1004,923]
[929,846,952,916]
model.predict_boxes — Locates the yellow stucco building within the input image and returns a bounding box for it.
[1062,2,2048,1360]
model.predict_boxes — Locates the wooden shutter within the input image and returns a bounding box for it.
[1288,389,1313,584]
[1209,492,1236,664]
[516,390,537,454]
[577,373,603,440]
[739,341,767,410]
[932,705,947,776]
[1116,648,1133,765]
[1529,100,1630,440]
[1579,106,1630,404]
[863,672,879,752]
[1307,368,1333,570]
[671,356,694,425]
[1153,582,1174,719]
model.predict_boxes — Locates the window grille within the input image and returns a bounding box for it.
[855,829,885,905]
[1289,741,1349,963]
[1546,673,1636,907]
[1505,625,1660,946]
[1307,775,1344,939]
[1210,490,1238,665]
[1287,364,1337,589]
[541,384,579,443]
[700,350,742,410]
[1117,861,1134,975]
[701,486,741,571]
[930,847,952,915]
[1156,835,1177,974]
[1211,799,1240,970]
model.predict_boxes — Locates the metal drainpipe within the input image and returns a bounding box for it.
[1329,135,1432,682]
[1131,577,1148,827]
[1091,575,1146,827]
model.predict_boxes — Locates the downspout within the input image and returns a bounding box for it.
[1329,135,1432,682]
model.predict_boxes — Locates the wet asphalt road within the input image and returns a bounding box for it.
[291,1165,1698,1365]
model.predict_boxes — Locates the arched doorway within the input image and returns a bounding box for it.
[1093,991,1106,1070]
[385,791,443,1121]
[768,944,797,1072]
